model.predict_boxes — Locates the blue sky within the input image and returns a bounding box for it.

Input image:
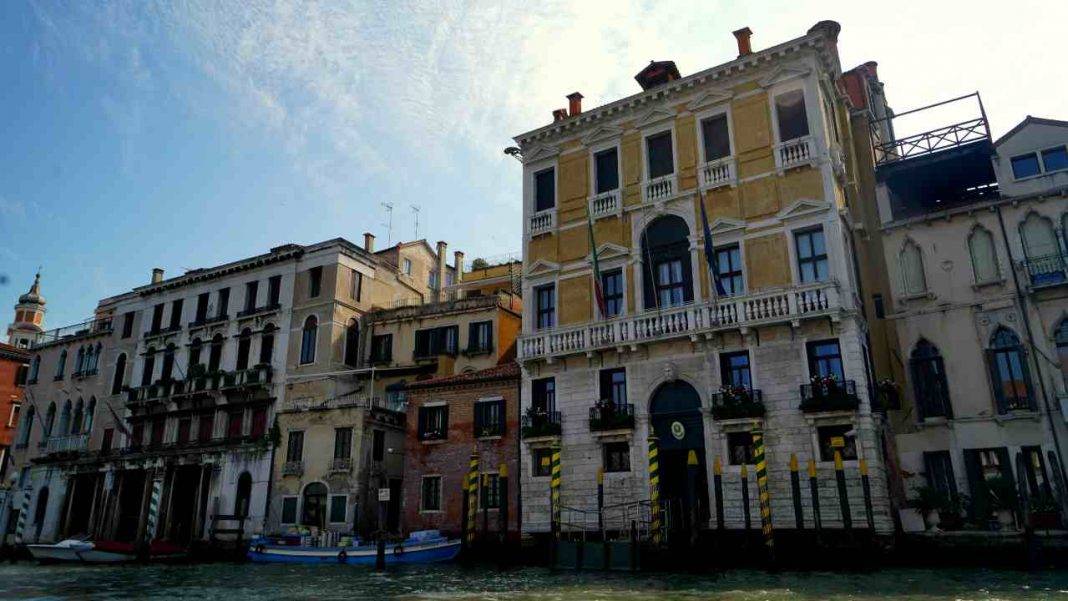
[2,1,1066,329]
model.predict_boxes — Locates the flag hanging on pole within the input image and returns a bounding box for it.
[587,213,608,319]
[105,399,132,437]
[699,191,727,297]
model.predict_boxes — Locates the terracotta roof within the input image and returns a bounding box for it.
[405,362,519,390]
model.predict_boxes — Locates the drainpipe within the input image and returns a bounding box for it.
[993,204,1068,491]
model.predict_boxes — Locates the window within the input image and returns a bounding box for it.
[700,113,730,162]
[370,334,393,363]
[910,340,952,419]
[594,148,619,194]
[236,330,252,371]
[807,339,844,381]
[300,316,318,364]
[160,345,175,382]
[899,240,927,296]
[100,428,113,453]
[646,131,674,179]
[110,353,126,395]
[532,378,555,413]
[817,424,857,462]
[481,473,501,509]
[121,312,135,338]
[281,497,298,524]
[421,476,442,511]
[535,284,555,330]
[968,227,1000,283]
[150,417,165,447]
[532,448,553,477]
[217,287,230,318]
[602,269,623,318]
[1056,320,1068,389]
[350,269,362,301]
[268,275,282,306]
[372,429,385,461]
[534,167,555,212]
[599,368,627,406]
[244,281,258,312]
[333,427,352,459]
[1011,153,1041,179]
[714,245,744,296]
[603,441,630,473]
[259,325,275,365]
[329,495,348,523]
[467,321,493,353]
[28,355,39,383]
[474,399,504,437]
[344,320,360,367]
[169,299,183,329]
[141,348,155,386]
[1042,145,1068,172]
[402,258,413,276]
[286,431,304,462]
[250,407,267,439]
[428,271,439,289]
[923,451,959,498]
[195,293,209,322]
[987,327,1034,413]
[55,349,67,380]
[795,227,828,283]
[227,411,243,440]
[641,215,693,309]
[656,259,685,307]
[418,406,448,440]
[1020,213,1060,260]
[414,326,459,358]
[775,89,809,141]
[308,266,323,298]
[872,294,885,319]
[720,351,752,389]
[8,404,20,428]
[208,334,223,372]
[198,412,214,442]
[150,303,164,333]
[727,431,756,465]
[177,418,191,445]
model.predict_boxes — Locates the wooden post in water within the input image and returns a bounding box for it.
[481,474,489,538]
[740,464,751,532]
[713,457,724,531]
[790,454,804,530]
[597,467,605,538]
[647,436,661,546]
[498,463,509,547]
[834,451,851,531]
[550,443,561,541]
[459,477,469,555]
[859,459,875,531]
[752,426,774,561]
[466,450,480,548]
[808,459,822,535]
[686,450,698,547]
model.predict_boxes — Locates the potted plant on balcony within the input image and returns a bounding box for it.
[713,385,764,420]
[913,485,948,530]
[985,476,1019,531]
[523,406,556,438]
[876,379,900,410]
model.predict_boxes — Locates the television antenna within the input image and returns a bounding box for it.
[411,205,421,239]
[381,202,394,245]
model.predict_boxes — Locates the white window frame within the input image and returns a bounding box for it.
[787,223,830,286]
[809,418,862,467]
[769,80,815,147]
[1010,145,1068,181]
[640,121,678,185]
[420,474,444,513]
[588,140,623,197]
[694,103,736,190]
[592,263,628,319]
[525,157,560,239]
[8,403,21,428]
[402,258,413,276]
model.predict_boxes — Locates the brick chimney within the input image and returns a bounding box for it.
[733,27,753,57]
[363,232,375,252]
[552,108,568,122]
[151,268,164,284]
[567,92,583,116]
[453,251,465,282]
[435,241,448,301]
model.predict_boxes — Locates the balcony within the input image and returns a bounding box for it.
[588,190,620,220]
[188,314,229,330]
[800,379,859,413]
[282,461,304,477]
[710,388,765,420]
[1022,253,1068,289]
[698,156,735,190]
[776,136,813,171]
[589,403,634,432]
[643,173,677,203]
[518,281,840,361]
[29,317,113,349]
[45,434,89,455]
[521,410,561,439]
[237,303,282,320]
[144,324,182,340]
[529,208,556,237]
[220,365,274,390]
[128,379,184,404]
[329,458,353,474]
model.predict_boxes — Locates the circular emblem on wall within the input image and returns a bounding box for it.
[670,421,686,440]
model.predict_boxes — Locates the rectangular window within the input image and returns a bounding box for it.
[599,368,627,406]
[129,421,144,449]
[268,275,282,306]
[329,495,347,523]
[150,303,164,333]
[244,281,258,312]
[535,284,555,330]
[1042,145,1068,173]
[534,167,555,212]
[720,351,752,389]
[101,428,114,453]
[198,412,214,443]
[603,441,630,473]
[727,431,756,465]
[121,312,135,338]
[602,269,623,317]
[807,339,845,381]
[817,424,857,462]
[281,497,298,524]
[414,325,460,358]
[217,288,230,318]
[421,476,442,511]
[480,473,501,509]
[350,269,362,301]
[533,448,553,477]
[150,418,165,446]
[418,405,448,440]
[250,407,267,439]
[372,429,384,461]
[714,245,744,296]
[402,258,413,276]
[429,271,439,289]
[795,227,829,283]
[168,299,183,330]
[775,89,809,141]
[646,131,674,179]
[872,293,886,319]
[467,321,493,353]
[701,113,730,162]
[594,148,619,194]
[308,266,323,298]
[332,427,351,460]
[286,431,304,462]
[532,378,555,413]
[656,259,685,307]
[1011,153,1041,179]
[227,411,243,440]
[195,293,209,322]
[923,451,958,498]
[474,399,504,437]
[176,418,191,445]
[370,334,393,363]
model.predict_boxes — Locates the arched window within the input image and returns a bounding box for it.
[90,343,102,373]
[301,482,328,528]
[17,405,34,445]
[44,402,56,438]
[259,324,275,365]
[910,340,951,419]
[58,400,72,436]
[111,353,127,395]
[71,399,84,435]
[208,334,224,372]
[236,329,252,371]
[987,327,1034,413]
[968,226,1000,284]
[899,239,927,296]
[189,338,203,369]
[1020,213,1066,286]
[141,347,156,386]
[29,355,40,382]
[75,347,86,374]
[85,397,96,433]
[344,319,360,367]
[1055,319,1068,388]
[300,316,318,365]
[640,215,693,309]
[55,349,67,379]
[160,344,176,382]
[234,472,253,518]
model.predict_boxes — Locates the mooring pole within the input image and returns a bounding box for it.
[498,463,509,547]
[741,463,752,532]
[376,476,387,571]
[597,467,605,538]
[549,443,561,568]
[647,436,661,546]
[834,451,851,531]
[459,477,469,555]
[686,449,698,547]
[859,459,875,531]
[752,427,774,563]
[808,459,822,535]
[713,456,724,531]
[482,473,489,538]
[467,449,480,549]
[790,454,804,531]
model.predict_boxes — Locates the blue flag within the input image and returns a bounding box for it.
[700,195,727,297]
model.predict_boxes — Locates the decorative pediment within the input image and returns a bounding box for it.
[706,218,746,236]
[523,144,560,164]
[589,243,630,263]
[758,65,811,89]
[687,89,733,112]
[635,106,677,129]
[525,259,560,277]
[777,199,831,222]
[581,124,624,147]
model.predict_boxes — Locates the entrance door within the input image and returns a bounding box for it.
[649,381,709,536]
[301,483,327,529]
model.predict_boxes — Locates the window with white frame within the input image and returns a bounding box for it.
[700,113,730,162]
[714,244,744,296]
[535,284,555,330]
[899,239,927,296]
[645,131,674,179]
[534,167,555,212]
[402,258,413,276]
[794,227,828,283]
[594,148,619,194]
[968,226,1000,283]
[775,89,809,142]
[601,269,623,317]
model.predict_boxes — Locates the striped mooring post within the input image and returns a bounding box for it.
[14,490,30,544]
[859,459,875,531]
[466,450,480,546]
[647,436,661,545]
[807,459,822,533]
[752,427,774,556]
[789,454,804,530]
[550,443,562,541]
[713,457,724,531]
[834,451,852,531]
[145,477,164,543]
[740,464,752,531]
[459,476,469,553]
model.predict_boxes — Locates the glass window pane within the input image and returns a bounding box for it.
[701,114,730,161]
[646,132,674,179]
[595,149,619,193]
[535,168,555,211]
[775,90,809,141]
[1011,153,1041,179]
[1042,146,1068,172]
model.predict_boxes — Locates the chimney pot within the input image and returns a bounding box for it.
[453,251,465,281]
[552,108,568,122]
[567,92,583,116]
[733,27,753,57]
[435,241,448,301]
[151,268,164,284]
[363,232,375,253]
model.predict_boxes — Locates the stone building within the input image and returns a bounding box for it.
[512,22,898,538]
[0,342,28,481]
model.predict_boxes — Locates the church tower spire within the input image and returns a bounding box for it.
[7,271,46,348]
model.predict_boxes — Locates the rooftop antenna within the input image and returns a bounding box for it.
[381,202,394,245]
[411,205,421,240]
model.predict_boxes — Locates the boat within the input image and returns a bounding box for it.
[27,539,187,564]
[247,530,461,565]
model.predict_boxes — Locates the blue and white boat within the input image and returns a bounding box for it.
[247,530,461,565]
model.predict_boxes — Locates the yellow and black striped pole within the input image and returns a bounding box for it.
[740,463,752,531]
[648,436,661,545]
[550,443,561,541]
[789,454,804,530]
[860,458,875,531]
[713,457,724,530]
[752,426,774,556]
[834,450,852,531]
[466,450,480,546]
[808,458,823,533]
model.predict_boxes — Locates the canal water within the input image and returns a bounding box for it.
[0,563,1066,600]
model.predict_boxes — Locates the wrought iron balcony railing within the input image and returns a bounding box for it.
[474,419,506,438]
[329,458,353,474]
[710,389,765,420]
[800,380,859,413]
[1022,253,1068,288]
[282,461,304,477]
[589,403,635,432]
[522,411,562,439]
[45,434,89,455]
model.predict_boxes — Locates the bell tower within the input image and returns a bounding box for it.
[7,271,46,348]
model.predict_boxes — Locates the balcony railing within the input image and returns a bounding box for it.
[129,365,273,404]
[329,458,353,474]
[237,303,282,319]
[589,190,620,219]
[589,403,635,432]
[800,379,859,413]
[521,411,562,439]
[188,313,229,329]
[45,434,89,455]
[282,461,304,477]
[29,317,113,349]
[519,281,839,361]
[418,428,447,442]
[710,389,765,420]
[1022,253,1068,288]
[643,173,677,203]
[776,136,813,170]
[698,156,735,189]
[529,208,556,237]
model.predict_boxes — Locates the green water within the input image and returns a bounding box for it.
[0,563,1066,600]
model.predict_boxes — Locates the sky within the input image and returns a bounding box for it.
[1,0,1066,329]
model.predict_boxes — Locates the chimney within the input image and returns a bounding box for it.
[151,268,164,284]
[435,241,448,301]
[453,251,465,283]
[363,232,375,253]
[552,108,568,122]
[733,27,753,57]
[567,92,583,116]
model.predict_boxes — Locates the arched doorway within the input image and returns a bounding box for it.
[234,472,253,518]
[301,482,327,529]
[649,380,708,535]
[34,487,50,541]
